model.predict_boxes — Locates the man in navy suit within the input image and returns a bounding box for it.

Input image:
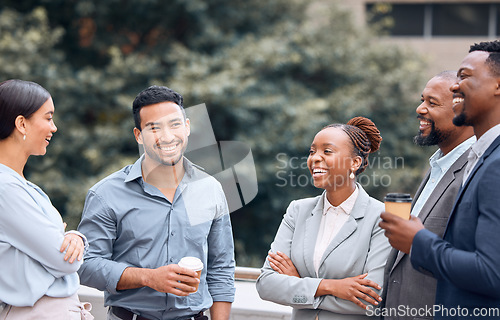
[381,71,474,320]
[380,40,500,319]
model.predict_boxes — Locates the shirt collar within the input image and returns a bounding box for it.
[0,163,27,184]
[124,155,144,183]
[429,136,476,172]
[471,123,500,159]
[0,163,45,193]
[322,186,359,216]
[124,155,197,183]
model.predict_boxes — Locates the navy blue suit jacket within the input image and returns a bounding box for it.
[411,135,500,319]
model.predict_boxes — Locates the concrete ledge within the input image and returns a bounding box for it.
[231,281,292,320]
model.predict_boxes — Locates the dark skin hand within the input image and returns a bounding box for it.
[268,251,382,310]
[315,273,381,310]
[379,212,425,254]
[268,251,300,277]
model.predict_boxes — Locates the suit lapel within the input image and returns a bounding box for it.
[412,170,430,210]
[445,136,500,237]
[391,149,470,272]
[417,150,469,224]
[392,168,458,271]
[391,171,430,271]
[303,192,325,277]
[317,185,369,272]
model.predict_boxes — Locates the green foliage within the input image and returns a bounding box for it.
[0,1,431,267]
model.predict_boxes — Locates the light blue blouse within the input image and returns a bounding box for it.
[0,163,82,307]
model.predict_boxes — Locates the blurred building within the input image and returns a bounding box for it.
[343,0,500,77]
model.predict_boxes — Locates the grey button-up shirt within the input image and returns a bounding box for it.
[78,156,235,320]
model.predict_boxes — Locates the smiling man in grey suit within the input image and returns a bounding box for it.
[380,71,475,320]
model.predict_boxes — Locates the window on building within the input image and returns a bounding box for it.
[367,4,425,36]
[367,2,498,37]
[433,4,490,36]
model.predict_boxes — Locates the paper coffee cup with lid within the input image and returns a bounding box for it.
[178,256,204,292]
[384,193,412,220]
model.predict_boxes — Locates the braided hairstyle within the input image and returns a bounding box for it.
[322,117,382,175]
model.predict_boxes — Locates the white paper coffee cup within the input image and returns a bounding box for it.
[178,257,203,292]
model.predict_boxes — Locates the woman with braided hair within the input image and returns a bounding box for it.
[257,117,391,320]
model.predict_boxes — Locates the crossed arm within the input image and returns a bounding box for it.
[267,251,382,310]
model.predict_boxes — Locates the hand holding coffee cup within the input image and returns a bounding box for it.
[384,193,412,220]
[178,257,203,293]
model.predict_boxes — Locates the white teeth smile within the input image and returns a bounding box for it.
[159,145,177,152]
[313,169,327,174]
[453,97,464,104]
[420,121,431,126]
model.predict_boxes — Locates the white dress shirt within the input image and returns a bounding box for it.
[313,187,359,275]
[462,124,500,185]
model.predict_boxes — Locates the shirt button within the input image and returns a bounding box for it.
[431,179,436,183]
[171,231,175,236]
[170,258,174,262]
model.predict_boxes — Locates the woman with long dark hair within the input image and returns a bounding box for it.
[0,79,93,319]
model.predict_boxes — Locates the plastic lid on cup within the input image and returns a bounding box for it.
[178,257,204,271]
[384,193,412,203]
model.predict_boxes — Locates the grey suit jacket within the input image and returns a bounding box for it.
[256,185,391,320]
[380,149,470,320]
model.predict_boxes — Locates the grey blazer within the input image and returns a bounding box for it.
[380,149,470,320]
[256,185,391,320]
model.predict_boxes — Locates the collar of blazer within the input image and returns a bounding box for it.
[304,183,371,277]
[390,149,471,272]
[460,134,500,192]
[415,148,471,225]
[310,183,369,220]
[444,134,500,238]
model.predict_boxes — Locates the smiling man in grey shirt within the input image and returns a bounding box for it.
[78,85,235,320]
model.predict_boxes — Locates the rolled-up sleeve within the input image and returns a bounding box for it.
[77,190,131,295]
[206,186,236,302]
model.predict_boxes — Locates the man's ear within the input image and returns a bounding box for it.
[185,118,191,137]
[495,79,500,96]
[133,127,143,144]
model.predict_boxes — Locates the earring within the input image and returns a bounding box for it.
[23,135,26,141]
[349,172,355,179]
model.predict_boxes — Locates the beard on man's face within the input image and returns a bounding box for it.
[414,119,450,146]
[453,112,468,127]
